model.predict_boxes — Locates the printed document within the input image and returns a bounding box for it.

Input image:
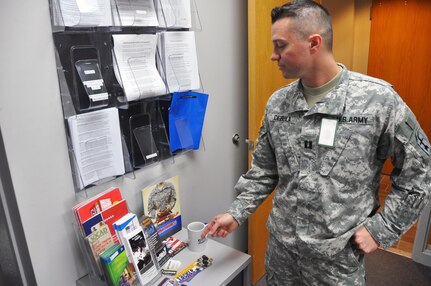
[113,34,166,101]
[58,0,112,26]
[114,0,159,26]
[159,31,200,92]
[68,108,125,188]
[156,0,191,28]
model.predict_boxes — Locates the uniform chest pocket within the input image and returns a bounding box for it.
[270,122,300,175]
[319,130,352,177]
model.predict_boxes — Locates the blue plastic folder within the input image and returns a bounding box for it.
[169,91,209,152]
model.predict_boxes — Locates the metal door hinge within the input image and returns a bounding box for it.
[232,134,255,150]
[245,138,255,150]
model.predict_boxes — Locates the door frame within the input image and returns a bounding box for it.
[412,202,431,266]
[0,127,37,285]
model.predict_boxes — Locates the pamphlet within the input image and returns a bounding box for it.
[142,175,182,240]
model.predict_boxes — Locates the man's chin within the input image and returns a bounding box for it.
[281,72,297,80]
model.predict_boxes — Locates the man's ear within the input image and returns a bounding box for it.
[309,34,322,53]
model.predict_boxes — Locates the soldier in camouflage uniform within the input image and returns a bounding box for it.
[202,1,431,285]
[147,181,177,219]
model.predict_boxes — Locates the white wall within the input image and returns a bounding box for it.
[0,0,248,285]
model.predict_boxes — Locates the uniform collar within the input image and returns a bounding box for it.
[286,64,348,116]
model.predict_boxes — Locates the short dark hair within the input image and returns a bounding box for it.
[271,0,333,51]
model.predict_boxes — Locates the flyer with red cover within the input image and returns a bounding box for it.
[73,187,123,225]
[81,199,129,237]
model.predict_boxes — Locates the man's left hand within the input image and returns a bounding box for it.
[352,226,379,254]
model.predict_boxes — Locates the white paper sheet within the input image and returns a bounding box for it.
[114,0,159,26]
[318,118,338,147]
[113,34,167,101]
[68,108,125,188]
[59,0,113,26]
[159,31,200,92]
[156,0,191,28]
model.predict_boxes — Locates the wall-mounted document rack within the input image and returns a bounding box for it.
[49,0,206,194]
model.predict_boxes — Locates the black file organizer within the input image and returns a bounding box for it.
[119,98,172,169]
[53,32,121,115]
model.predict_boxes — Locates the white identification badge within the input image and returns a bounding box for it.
[318,118,338,147]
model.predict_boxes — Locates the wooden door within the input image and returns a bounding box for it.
[368,0,431,137]
[368,0,431,253]
[248,0,292,284]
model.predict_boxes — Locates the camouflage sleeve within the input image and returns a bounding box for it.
[228,109,279,225]
[148,190,157,218]
[167,184,177,210]
[364,105,431,248]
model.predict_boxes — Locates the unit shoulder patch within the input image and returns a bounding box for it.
[415,129,431,156]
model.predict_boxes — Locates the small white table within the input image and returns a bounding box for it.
[77,229,251,286]
[155,228,251,286]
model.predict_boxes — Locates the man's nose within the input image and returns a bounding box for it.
[271,51,279,61]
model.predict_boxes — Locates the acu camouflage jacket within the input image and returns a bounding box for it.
[229,65,431,257]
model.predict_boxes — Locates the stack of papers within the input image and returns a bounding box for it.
[156,0,192,28]
[57,0,113,26]
[114,0,159,26]
[55,0,191,28]
[112,34,167,101]
[158,31,200,92]
[67,108,125,188]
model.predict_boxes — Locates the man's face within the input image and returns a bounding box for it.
[271,17,311,79]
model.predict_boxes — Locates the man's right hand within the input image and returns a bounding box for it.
[201,213,239,239]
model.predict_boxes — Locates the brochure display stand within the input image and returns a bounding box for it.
[72,188,176,286]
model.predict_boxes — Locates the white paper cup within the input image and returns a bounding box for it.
[187,222,207,252]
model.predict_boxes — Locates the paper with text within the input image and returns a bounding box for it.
[159,31,200,92]
[58,0,112,26]
[68,108,125,188]
[113,34,166,101]
[156,0,191,28]
[114,0,159,26]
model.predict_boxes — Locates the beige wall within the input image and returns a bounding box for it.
[322,0,372,74]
